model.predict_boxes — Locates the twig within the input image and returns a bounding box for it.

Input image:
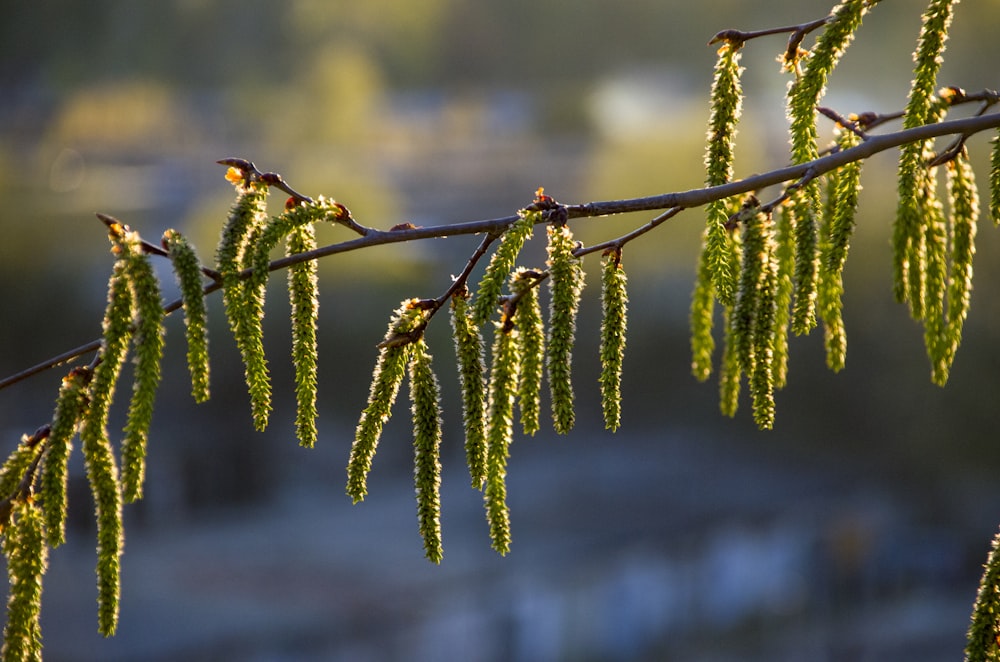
[1,111,998,392]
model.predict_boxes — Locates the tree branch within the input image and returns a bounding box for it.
[1,110,997,393]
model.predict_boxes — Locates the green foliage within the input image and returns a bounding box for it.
[409,339,443,563]
[472,211,537,326]
[2,501,46,662]
[162,230,211,403]
[546,223,585,434]
[449,291,488,489]
[511,269,545,436]
[599,250,628,431]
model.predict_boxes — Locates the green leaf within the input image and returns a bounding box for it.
[409,340,443,563]
[599,250,628,432]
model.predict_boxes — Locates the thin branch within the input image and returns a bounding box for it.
[1,111,998,392]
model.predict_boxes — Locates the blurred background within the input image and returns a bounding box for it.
[2,1,1000,660]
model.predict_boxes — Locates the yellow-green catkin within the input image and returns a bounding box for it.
[546,223,585,434]
[786,0,874,335]
[484,320,520,556]
[894,0,956,314]
[473,211,537,326]
[409,339,443,563]
[701,39,745,305]
[990,130,1000,226]
[121,240,165,504]
[599,250,628,432]
[216,179,271,430]
[818,130,863,372]
[771,203,795,389]
[511,269,544,436]
[928,150,979,385]
[0,437,43,513]
[966,526,1000,662]
[346,301,426,503]
[690,234,718,382]
[2,501,47,662]
[287,223,320,448]
[718,307,742,418]
[162,230,210,403]
[40,367,92,548]
[450,291,488,489]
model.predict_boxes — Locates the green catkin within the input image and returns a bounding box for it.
[2,501,47,662]
[749,213,780,430]
[162,230,210,403]
[287,223,320,448]
[990,130,1000,226]
[121,240,165,504]
[922,161,950,384]
[409,340,443,564]
[771,203,795,388]
[894,0,957,312]
[786,0,874,334]
[0,438,44,512]
[79,248,132,637]
[484,321,520,556]
[511,270,544,436]
[449,292,488,489]
[346,301,425,503]
[216,180,271,430]
[473,211,537,326]
[966,527,1000,662]
[546,224,585,435]
[600,251,628,432]
[690,231,717,382]
[731,206,767,377]
[718,306,742,418]
[40,367,92,548]
[702,39,744,305]
[930,151,979,385]
[818,130,864,372]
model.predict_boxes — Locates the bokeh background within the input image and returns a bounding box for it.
[2,1,1000,660]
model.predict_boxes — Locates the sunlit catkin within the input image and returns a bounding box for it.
[484,321,520,556]
[409,339,443,563]
[511,269,545,436]
[599,250,628,432]
[546,223,585,434]
[473,211,537,326]
[162,230,210,403]
[2,501,47,662]
[450,291,488,489]
[287,224,320,448]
